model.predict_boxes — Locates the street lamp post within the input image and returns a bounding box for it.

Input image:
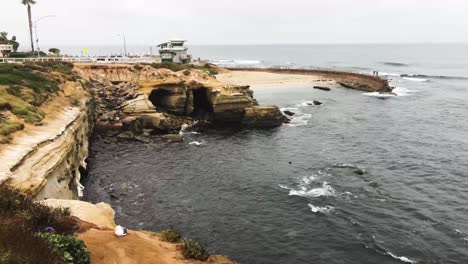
[34,15,56,58]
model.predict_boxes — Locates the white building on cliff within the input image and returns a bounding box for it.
[0,44,13,57]
[157,39,191,64]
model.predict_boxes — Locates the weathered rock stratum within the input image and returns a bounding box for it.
[75,64,288,132]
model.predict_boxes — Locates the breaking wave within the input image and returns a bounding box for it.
[308,203,334,213]
[386,252,416,264]
[402,77,428,82]
[401,74,468,80]
[280,181,335,198]
[392,87,415,96]
[363,92,396,98]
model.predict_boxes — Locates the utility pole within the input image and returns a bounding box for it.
[34,15,56,57]
[117,34,127,57]
[124,35,127,57]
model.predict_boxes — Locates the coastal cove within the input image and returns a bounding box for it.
[1,45,467,263]
[84,68,468,263]
[1,61,391,263]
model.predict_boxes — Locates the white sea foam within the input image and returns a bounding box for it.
[295,101,318,107]
[280,107,300,112]
[363,92,396,98]
[392,87,415,96]
[278,184,291,190]
[287,113,312,127]
[289,182,335,198]
[403,77,428,82]
[188,141,203,146]
[386,251,416,264]
[308,203,334,213]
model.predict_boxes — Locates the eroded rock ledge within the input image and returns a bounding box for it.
[76,64,288,134]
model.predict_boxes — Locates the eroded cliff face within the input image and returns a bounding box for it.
[0,81,93,199]
[75,64,287,130]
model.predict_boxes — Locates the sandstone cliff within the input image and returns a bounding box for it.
[0,79,92,199]
[75,64,287,131]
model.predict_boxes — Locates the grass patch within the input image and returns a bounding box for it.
[181,239,209,261]
[0,183,85,264]
[0,120,24,136]
[0,87,45,123]
[150,62,218,76]
[160,229,182,243]
[0,64,60,94]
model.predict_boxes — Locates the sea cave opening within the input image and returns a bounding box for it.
[191,88,214,120]
[148,89,171,109]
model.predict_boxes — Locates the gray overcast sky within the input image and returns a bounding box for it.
[2,0,468,49]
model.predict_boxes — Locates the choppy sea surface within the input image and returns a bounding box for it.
[84,44,468,264]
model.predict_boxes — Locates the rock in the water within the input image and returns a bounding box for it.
[117,131,135,140]
[283,110,296,116]
[313,100,323,105]
[353,169,365,175]
[313,86,331,91]
[242,106,288,128]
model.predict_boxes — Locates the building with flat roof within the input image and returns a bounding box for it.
[0,44,13,57]
[157,39,191,64]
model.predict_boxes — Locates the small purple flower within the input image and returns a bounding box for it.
[44,227,55,233]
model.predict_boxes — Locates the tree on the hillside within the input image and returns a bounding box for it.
[21,0,36,52]
[0,32,20,52]
[49,48,60,55]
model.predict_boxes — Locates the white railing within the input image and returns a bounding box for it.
[222,65,388,80]
[0,56,161,64]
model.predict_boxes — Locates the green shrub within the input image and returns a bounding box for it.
[160,229,182,243]
[0,183,78,235]
[181,239,209,261]
[0,224,62,264]
[183,70,191,76]
[8,51,47,58]
[0,184,79,264]
[38,233,90,264]
[0,64,60,93]
[149,62,218,76]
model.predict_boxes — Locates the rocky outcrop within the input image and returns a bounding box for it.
[242,106,288,128]
[76,64,287,130]
[42,199,116,229]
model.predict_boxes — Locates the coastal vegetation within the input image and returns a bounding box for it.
[150,62,218,76]
[181,239,210,261]
[160,229,182,243]
[0,183,90,264]
[49,48,61,55]
[0,62,76,143]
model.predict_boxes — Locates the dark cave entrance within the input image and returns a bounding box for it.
[191,88,213,120]
[148,89,171,109]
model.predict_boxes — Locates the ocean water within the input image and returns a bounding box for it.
[83,44,468,264]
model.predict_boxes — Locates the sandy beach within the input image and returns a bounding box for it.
[217,71,336,86]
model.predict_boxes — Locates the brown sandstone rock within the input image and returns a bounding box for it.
[242,106,288,128]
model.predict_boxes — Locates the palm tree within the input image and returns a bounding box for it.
[21,0,36,52]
